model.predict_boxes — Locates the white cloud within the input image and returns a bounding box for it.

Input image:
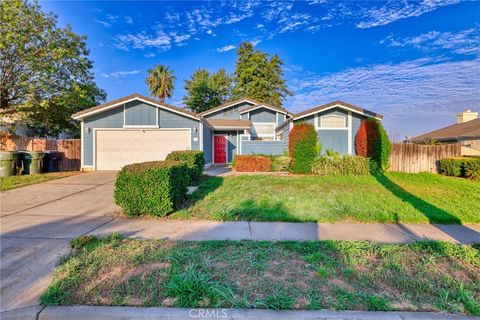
[286,57,480,137]
[124,16,134,25]
[100,70,140,79]
[144,53,155,58]
[94,19,111,28]
[381,29,480,55]
[114,30,172,51]
[217,44,236,53]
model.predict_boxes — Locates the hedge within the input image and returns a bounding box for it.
[311,155,379,176]
[355,119,391,171]
[166,150,205,183]
[114,161,189,217]
[289,123,318,174]
[234,155,272,172]
[440,157,480,180]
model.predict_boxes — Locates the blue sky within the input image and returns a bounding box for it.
[41,0,480,139]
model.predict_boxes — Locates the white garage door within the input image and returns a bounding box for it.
[95,129,191,170]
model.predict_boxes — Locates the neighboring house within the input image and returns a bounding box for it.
[71,93,383,170]
[410,109,480,156]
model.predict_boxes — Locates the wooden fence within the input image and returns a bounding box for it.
[389,143,461,173]
[0,135,81,171]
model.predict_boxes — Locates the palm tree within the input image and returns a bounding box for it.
[145,64,175,102]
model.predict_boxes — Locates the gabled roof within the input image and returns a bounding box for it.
[198,98,259,116]
[71,93,198,120]
[206,119,251,130]
[411,118,480,142]
[293,100,383,120]
[239,102,291,116]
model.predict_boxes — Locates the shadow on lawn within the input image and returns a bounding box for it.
[180,176,225,210]
[373,173,479,243]
[219,199,301,222]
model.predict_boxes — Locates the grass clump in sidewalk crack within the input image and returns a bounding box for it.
[41,234,480,315]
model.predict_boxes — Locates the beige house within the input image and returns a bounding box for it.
[411,109,480,156]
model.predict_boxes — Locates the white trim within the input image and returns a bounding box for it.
[239,104,289,115]
[238,134,251,155]
[251,122,276,139]
[320,114,347,129]
[80,120,84,169]
[236,130,239,155]
[123,104,126,126]
[156,107,159,127]
[213,133,228,164]
[122,125,160,128]
[347,111,352,155]
[92,127,192,170]
[200,99,258,116]
[294,103,382,121]
[199,122,204,151]
[315,113,319,129]
[73,97,199,121]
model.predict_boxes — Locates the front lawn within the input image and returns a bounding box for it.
[42,235,480,315]
[0,171,80,191]
[172,173,480,224]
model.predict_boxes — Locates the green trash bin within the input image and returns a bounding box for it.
[20,151,43,175]
[0,151,18,178]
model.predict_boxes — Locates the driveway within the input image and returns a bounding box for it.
[0,171,118,313]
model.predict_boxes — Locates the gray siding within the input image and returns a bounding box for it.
[205,102,254,119]
[240,113,249,120]
[202,123,212,164]
[241,140,286,155]
[277,113,286,125]
[124,101,156,126]
[280,123,291,146]
[249,108,276,122]
[159,108,200,151]
[83,108,124,166]
[318,130,349,154]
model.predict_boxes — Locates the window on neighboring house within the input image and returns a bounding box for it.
[251,122,275,140]
[320,115,346,128]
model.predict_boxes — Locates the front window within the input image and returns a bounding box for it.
[251,122,275,140]
[320,115,346,128]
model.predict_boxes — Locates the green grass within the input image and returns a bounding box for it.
[41,235,480,315]
[171,172,480,224]
[0,171,80,191]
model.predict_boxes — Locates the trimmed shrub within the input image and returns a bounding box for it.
[271,156,291,172]
[289,123,318,173]
[234,155,272,172]
[463,158,480,180]
[355,119,391,171]
[439,158,463,177]
[311,155,378,176]
[166,150,205,184]
[114,161,189,217]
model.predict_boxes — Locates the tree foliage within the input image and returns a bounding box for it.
[0,0,105,137]
[183,68,232,113]
[289,123,317,173]
[232,42,292,106]
[146,64,175,102]
[355,119,391,170]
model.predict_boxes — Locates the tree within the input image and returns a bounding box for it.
[289,123,317,173]
[146,64,175,102]
[183,68,232,113]
[355,119,392,171]
[232,42,292,106]
[0,0,105,137]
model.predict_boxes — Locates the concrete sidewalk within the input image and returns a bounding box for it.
[88,219,480,244]
[2,306,477,320]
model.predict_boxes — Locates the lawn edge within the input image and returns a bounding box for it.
[34,306,477,320]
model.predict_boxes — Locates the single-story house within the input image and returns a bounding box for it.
[410,109,480,156]
[71,93,383,170]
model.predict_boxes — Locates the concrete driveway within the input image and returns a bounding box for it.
[0,171,118,313]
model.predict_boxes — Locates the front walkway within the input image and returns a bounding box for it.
[88,219,480,244]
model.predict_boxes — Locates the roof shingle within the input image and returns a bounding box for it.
[411,118,480,142]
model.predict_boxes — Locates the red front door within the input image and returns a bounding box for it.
[214,135,227,163]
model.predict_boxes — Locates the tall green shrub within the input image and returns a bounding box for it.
[373,120,392,171]
[166,150,205,184]
[439,158,463,177]
[114,161,189,217]
[288,123,318,173]
[356,119,391,171]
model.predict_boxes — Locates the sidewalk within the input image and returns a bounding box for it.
[87,218,480,244]
[2,305,477,320]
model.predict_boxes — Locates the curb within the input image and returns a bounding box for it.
[6,306,474,320]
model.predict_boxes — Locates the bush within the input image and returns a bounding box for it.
[355,119,391,171]
[289,123,318,173]
[463,158,480,180]
[166,150,205,184]
[114,161,189,217]
[440,158,463,177]
[234,155,272,172]
[311,155,378,176]
[271,156,291,172]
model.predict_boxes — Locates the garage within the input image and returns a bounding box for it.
[95,129,191,170]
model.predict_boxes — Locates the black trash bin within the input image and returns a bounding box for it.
[43,150,61,172]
